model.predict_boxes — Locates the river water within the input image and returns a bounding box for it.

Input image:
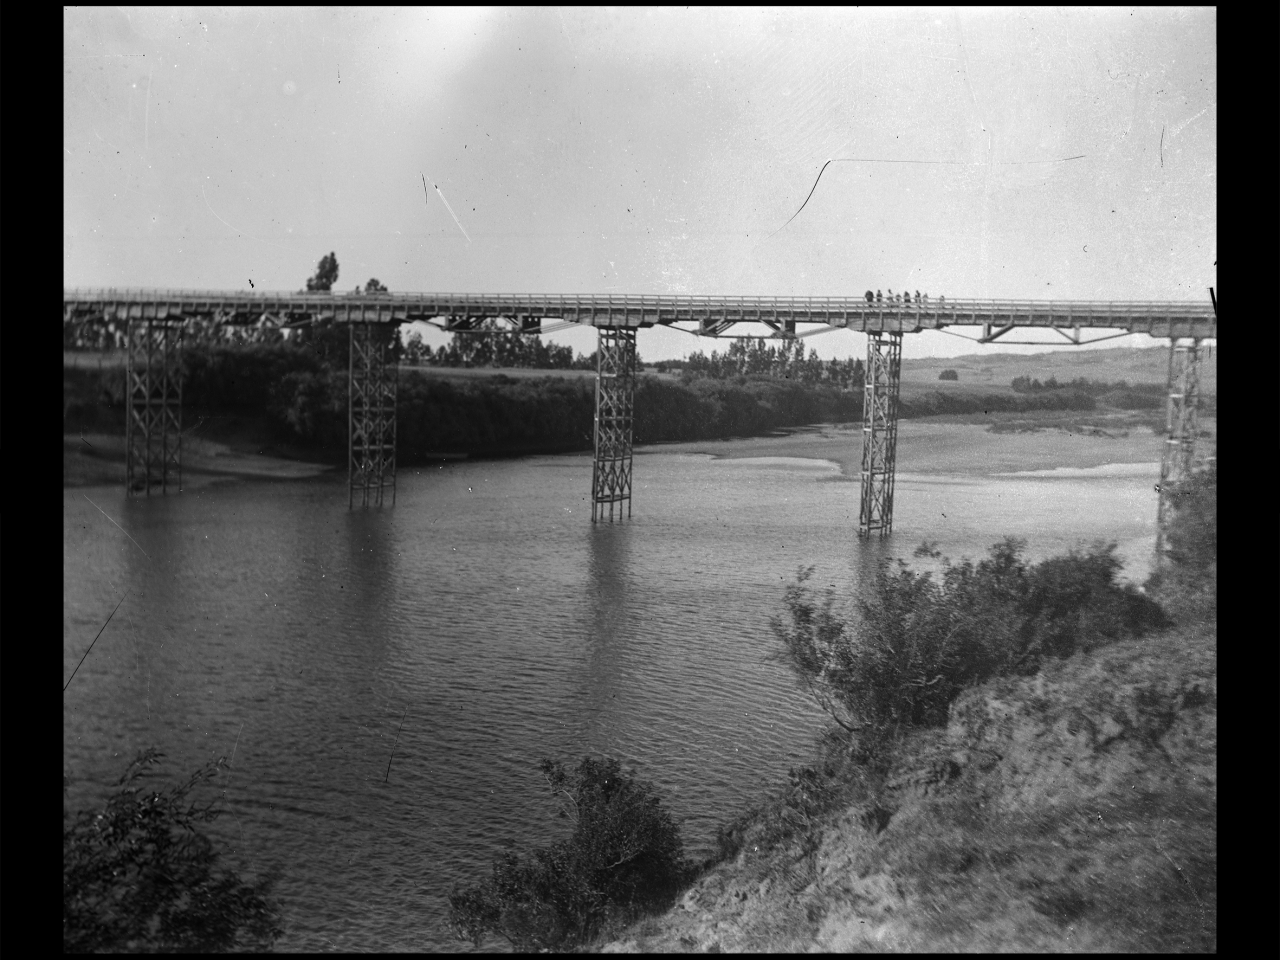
[63,439,1161,952]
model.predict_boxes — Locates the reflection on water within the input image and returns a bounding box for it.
[63,448,1160,951]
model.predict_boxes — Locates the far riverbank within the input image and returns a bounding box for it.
[66,409,1216,490]
[662,410,1216,478]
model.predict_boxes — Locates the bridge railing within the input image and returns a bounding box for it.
[64,289,1216,333]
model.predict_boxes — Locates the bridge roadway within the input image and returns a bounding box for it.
[64,287,1214,538]
[64,289,1217,340]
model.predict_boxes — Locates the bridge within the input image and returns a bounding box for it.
[63,289,1216,550]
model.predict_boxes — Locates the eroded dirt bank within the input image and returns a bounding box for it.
[598,626,1215,953]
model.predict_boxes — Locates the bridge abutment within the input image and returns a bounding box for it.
[591,327,636,522]
[126,318,183,494]
[858,331,902,538]
[1155,337,1203,563]
[348,322,398,508]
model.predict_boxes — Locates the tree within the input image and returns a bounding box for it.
[939,369,959,381]
[64,749,283,953]
[448,757,688,951]
[403,331,425,366]
[305,252,339,292]
[364,278,389,293]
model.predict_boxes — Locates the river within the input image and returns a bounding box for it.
[63,430,1163,951]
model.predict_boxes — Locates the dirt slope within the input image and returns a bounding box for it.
[599,626,1215,953]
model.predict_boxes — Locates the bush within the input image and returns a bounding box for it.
[448,757,688,951]
[64,749,282,953]
[771,540,1168,757]
[938,369,959,381]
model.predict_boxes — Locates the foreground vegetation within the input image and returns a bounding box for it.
[63,750,282,953]
[448,758,690,951]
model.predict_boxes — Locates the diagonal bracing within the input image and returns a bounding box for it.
[126,318,183,495]
[348,323,398,508]
[858,331,902,538]
[592,327,636,522]
[1155,338,1202,563]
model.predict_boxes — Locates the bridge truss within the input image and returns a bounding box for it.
[125,317,183,494]
[64,289,1216,547]
[859,332,902,538]
[592,327,637,522]
[1155,339,1203,563]
[349,323,398,508]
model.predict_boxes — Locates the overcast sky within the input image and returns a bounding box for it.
[64,7,1215,360]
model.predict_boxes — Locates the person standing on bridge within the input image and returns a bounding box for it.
[886,289,894,305]
[865,290,874,303]
[876,290,883,303]
[915,290,922,303]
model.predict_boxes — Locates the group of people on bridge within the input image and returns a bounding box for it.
[864,289,939,306]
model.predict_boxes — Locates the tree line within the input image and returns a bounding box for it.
[684,338,865,391]
[402,319,599,370]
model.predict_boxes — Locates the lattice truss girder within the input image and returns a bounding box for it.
[349,323,398,508]
[126,318,183,495]
[859,332,902,538]
[592,327,636,522]
[1155,338,1202,559]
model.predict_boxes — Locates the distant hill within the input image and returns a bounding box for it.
[903,345,1216,396]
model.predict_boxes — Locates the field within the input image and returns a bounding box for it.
[899,344,1217,398]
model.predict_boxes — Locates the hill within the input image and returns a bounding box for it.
[901,344,1217,396]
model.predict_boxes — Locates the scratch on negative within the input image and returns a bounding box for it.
[767,154,1086,240]
[83,494,152,560]
[64,590,131,691]
[201,183,266,243]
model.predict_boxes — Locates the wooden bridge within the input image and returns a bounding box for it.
[63,288,1216,548]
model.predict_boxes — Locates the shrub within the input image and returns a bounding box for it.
[64,749,282,953]
[448,757,688,951]
[771,540,1168,757]
[938,369,959,381]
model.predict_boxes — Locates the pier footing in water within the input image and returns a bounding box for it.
[858,331,902,538]
[591,327,636,522]
[348,323,398,508]
[126,318,183,495]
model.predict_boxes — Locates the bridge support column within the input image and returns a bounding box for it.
[126,318,183,495]
[858,331,902,538]
[1155,338,1201,563]
[348,323,398,508]
[591,327,636,522]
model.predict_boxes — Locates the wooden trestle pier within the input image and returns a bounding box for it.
[63,289,1216,551]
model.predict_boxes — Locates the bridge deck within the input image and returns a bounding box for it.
[64,289,1216,339]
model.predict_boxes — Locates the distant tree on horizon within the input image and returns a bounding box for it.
[305,252,339,292]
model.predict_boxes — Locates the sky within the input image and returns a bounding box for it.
[64,7,1215,361]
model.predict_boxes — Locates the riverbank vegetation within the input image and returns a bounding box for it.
[595,464,1216,952]
[64,342,1145,467]
[448,758,690,951]
[63,750,283,953]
